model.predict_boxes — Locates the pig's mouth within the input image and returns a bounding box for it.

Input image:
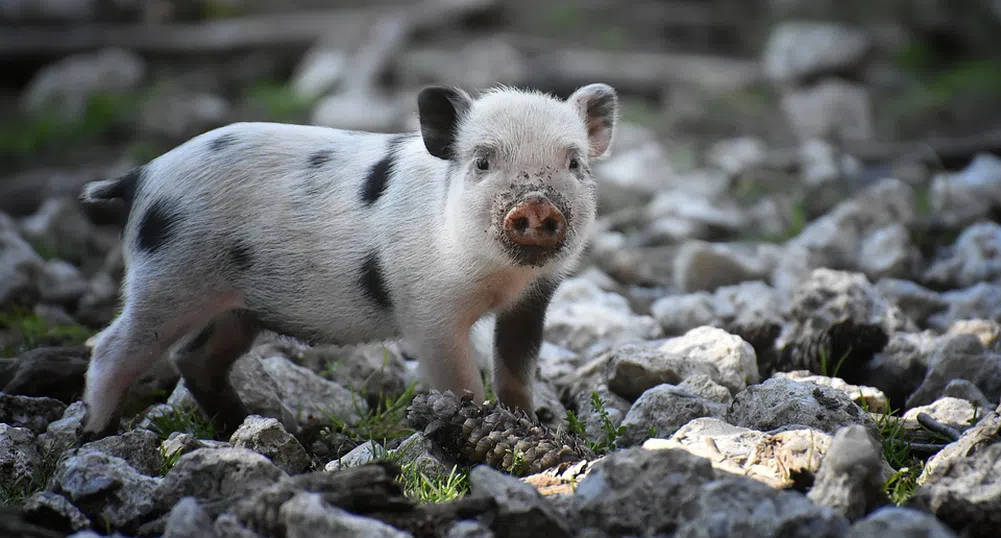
[494,187,573,267]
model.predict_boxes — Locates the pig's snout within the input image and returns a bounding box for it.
[503,196,567,248]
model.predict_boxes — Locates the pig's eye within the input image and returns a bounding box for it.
[475,157,490,171]
[569,158,580,171]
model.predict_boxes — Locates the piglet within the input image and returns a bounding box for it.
[77,83,619,440]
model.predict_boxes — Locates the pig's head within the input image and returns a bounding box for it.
[417,83,618,271]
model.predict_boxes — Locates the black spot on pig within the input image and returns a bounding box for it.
[361,135,410,205]
[308,149,333,168]
[136,200,183,254]
[229,241,254,271]
[209,133,238,152]
[359,252,392,310]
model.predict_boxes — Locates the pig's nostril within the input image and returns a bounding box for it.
[514,217,530,234]
[542,217,560,236]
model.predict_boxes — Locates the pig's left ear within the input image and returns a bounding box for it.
[417,86,473,160]
[568,83,618,160]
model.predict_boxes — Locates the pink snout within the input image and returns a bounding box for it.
[503,196,567,248]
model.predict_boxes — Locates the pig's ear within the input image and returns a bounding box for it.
[568,83,618,160]
[417,86,472,160]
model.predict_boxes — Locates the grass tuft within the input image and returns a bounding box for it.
[0,307,94,358]
[566,391,625,454]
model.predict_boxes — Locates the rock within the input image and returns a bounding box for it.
[51,450,159,532]
[947,319,1001,348]
[78,428,162,476]
[290,45,348,100]
[0,0,96,23]
[20,197,99,266]
[774,179,916,291]
[649,292,716,335]
[618,384,727,446]
[678,374,733,404]
[140,91,230,140]
[0,424,41,487]
[468,465,571,538]
[21,48,145,121]
[0,229,44,307]
[924,221,1001,289]
[858,224,921,281]
[658,326,759,393]
[292,340,409,400]
[673,477,851,537]
[644,187,747,236]
[650,280,783,340]
[40,400,87,453]
[727,377,880,440]
[279,491,412,538]
[544,277,662,355]
[706,137,768,176]
[928,283,1001,331]
[445,520,495,538]
[324,440,381,473]
[230,415,311,475]
[847,506,958,538]
[37,259,89,305]
[571,446,716,535]
[919,409,1001,482]
[0,393,66,433]
[773,370,889,413]
[605,343,722,401]
[781,81,874,142]
[806,425,889,521]
[22,490,91,533]
[592,139,677,214]
[75,271,120,328]
[392,432,455,479]
[672,240,768,292]
[902,397,980,444]
[159,432,220,462]
[910,439,1001,538]
[941,379,993,408]
[798,138,864,189]
[1,346,88,404]
[258,353,365,428]
[863,330,940,410]
[570,385,631,445]
[876,278,947,327]
[395,38,526,91]
[929,152,1001,228]
[312,91,402,132]
[907,333,1001,408]
[762,21,872,84]
[215,513,265,538]
[163,497,217,538]
[774,268,902,382]
[154,447,287,515]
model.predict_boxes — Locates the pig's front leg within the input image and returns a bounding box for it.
[491,278,560,416]
[404,311,486,405]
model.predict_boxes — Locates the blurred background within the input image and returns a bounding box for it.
[2,0,1001,304]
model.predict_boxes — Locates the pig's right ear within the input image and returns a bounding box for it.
[417,86,472,160]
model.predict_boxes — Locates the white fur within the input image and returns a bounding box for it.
[80,84,618,434]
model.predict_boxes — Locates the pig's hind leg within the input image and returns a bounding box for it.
[170,309,260,438]
[81,272,244,441]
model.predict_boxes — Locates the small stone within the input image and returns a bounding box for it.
[618,384,727,446]
[876,278,947,327]
[21,47,145,121]
[164,496,217,538]
[706,137,767,176]
[907,333,1001,408]
[774,370,889,413]
[1,345,89,404]
[38,259,89,305]
[544,277,662,355]
[0,229,44,307]
[929,152,1001,228]
[858,224,920,281]
[22,490,91,532]
[0,424,40,487]
[324,440,382,473]
[941,379,993,408]
[924,221,1001,289]
[51,450,159,531]
[658,326,759,393]
[606,343,722,401]
[672,240,767,293]
[279,491,412,538]
[78,428,162,476]
[446,520,495,538]
[312,91,402,132]
[762,21,872,84]
[230,415,311,475]
[469,464,572,538]
[781,81,874,142]
[678,374,733,404]
[0,392,66,433]
[807,425,889,521]
[847,506,958,538]
[154,447,287,516]
[947,319,1001,349]
[726,377,880,440]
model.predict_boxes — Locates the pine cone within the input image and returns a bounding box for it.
[407,390,595,476]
